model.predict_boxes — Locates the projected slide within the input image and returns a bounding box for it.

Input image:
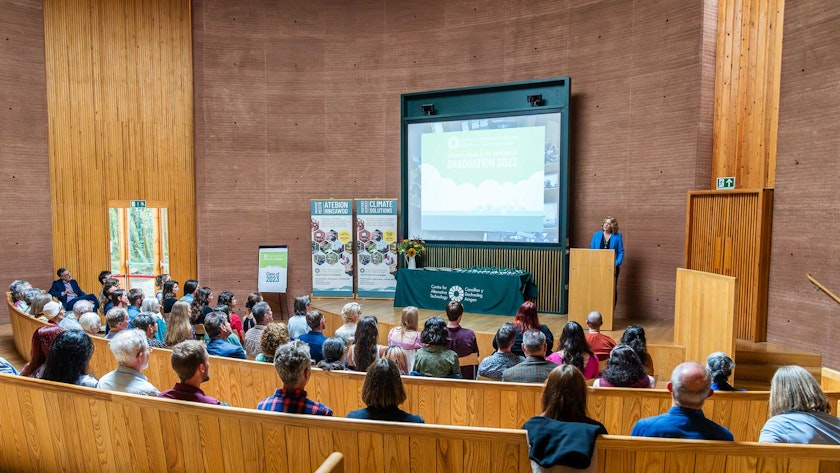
[406,112,563,244]
[420,127,545,232]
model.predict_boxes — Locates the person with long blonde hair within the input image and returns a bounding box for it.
[165,301,194,347]
[387,306,423,370]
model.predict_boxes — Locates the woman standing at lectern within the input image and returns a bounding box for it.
[590,216,624,278]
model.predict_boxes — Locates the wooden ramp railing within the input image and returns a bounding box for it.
[7,295,840,441]
[2,374,840,473]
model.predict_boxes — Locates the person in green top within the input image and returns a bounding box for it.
[411,316,460,378]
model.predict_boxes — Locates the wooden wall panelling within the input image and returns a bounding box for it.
[426,247,564,313]
[685,190,772,341]
[42,0,196,295]
[712,0,785,189]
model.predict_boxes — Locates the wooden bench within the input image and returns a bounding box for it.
[1,373,839,473]
[7,295,840,441]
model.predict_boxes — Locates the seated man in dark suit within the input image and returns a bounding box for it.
[49,267,100,312]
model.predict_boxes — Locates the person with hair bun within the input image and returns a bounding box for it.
[706,351,744,391]
[760,365,840,444]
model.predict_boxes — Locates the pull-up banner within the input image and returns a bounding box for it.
[356,199,398,298]
[311,199,354,297]
[258,246,288,293]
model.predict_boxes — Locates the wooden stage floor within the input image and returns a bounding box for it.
[312,297,674,345]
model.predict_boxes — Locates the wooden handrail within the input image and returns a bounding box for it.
[807,273,840,305]
[313,452,344,473]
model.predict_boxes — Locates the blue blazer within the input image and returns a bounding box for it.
[48,279,87,303]
[589,231,624,266]
[207,338,247,359]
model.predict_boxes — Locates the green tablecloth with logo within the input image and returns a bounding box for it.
[393,267,537,316]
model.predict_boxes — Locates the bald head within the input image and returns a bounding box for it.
[586,311,603,329]
[669,362,713,409]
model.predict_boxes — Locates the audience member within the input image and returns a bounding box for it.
[154,273,170,302]
[10,280,32,313]
[478,323,524,381]
[21,325,65,378]
[242,292,262,333]
[59,299,91,331]
[126,288,144,328]
[257,322,290,363]
[383,346,410,375]
[288,295,312,339]
[335,301,360,343]
[0,356,19,375]
[347,359,424,423]
[502,329,557,383]
[141,296,167,342]
[706,351,744,391]
[37,301,65,324]
[98,329,160,396]
[79,312,102,335]
[179,279,199,304]
[190,287,213,325]
[445,301,479,379]
[48,267,100,312]
[134,312,168,348]
[593,344,655,388]
[316,337,347,371]
[161,280,179,314]
[211,303,244,348]
[298,310,327,363]
[387,306,423,370]
[99,277,120,313]
[22,287,42,315]
[96,270,112,305]
[165,301,194,347]
[547,321,599,380]
[28,292,53,318]
[523,364,608,473]
[159,340,226,405]
[631,362,733,440]
[244,301,272,358]
[257,340,333,416]
[41,330,97,388]
[346,316,386,371]
[584,311,616,362]
[412,316,460,378]
[622,325,654,376]
[107,289,129,319]
[759,365,840,444]
[104,307,129,340]
[204,311,246,359]
[218,291,245,343]
[494,301,554,357]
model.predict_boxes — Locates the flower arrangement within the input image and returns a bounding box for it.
[396,237,426,258]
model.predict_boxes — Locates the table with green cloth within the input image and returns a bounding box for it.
[393,267,538,316]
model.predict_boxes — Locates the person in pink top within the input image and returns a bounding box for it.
[546,321,599,380]
[387,306,423,371]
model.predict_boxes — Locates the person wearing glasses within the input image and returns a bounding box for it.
[97,329,160,396]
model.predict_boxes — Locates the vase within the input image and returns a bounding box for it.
[406,255,417,269]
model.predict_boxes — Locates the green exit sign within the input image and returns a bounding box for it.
[130,200,147,208]
[716,177,735,190]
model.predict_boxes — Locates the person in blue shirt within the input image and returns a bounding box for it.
[589,216,624,305]
[126,288,144,328]
[631,362,734,441]
[297,310,327,363]
[204,311,246,359]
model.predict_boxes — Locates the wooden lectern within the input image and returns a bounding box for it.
[569,249,615,330]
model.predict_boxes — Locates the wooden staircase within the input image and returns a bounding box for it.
[734,339,823,390]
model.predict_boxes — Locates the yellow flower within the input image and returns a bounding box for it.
[406,248,417,258]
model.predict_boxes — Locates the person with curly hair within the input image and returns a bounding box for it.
[190,287,212,325]
[706,351,744,391]
[412,317,460,378]
[594,344,654,388]
[335,301,361,344]
[257,322,290,363]
[316,337,347,371]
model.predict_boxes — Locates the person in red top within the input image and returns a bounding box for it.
[159,340,226,405]
[257,340,333,416]
[583,311,616,362]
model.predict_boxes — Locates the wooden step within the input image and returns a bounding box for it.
[733,339,823,389]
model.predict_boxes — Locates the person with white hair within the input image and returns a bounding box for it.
[97,329,159,396]
[257,340,333,416]
[630,361,733,440]
[706,351,744,391]
[37,300,65,324]
[59,299,92,331]
[78,312,102,335]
